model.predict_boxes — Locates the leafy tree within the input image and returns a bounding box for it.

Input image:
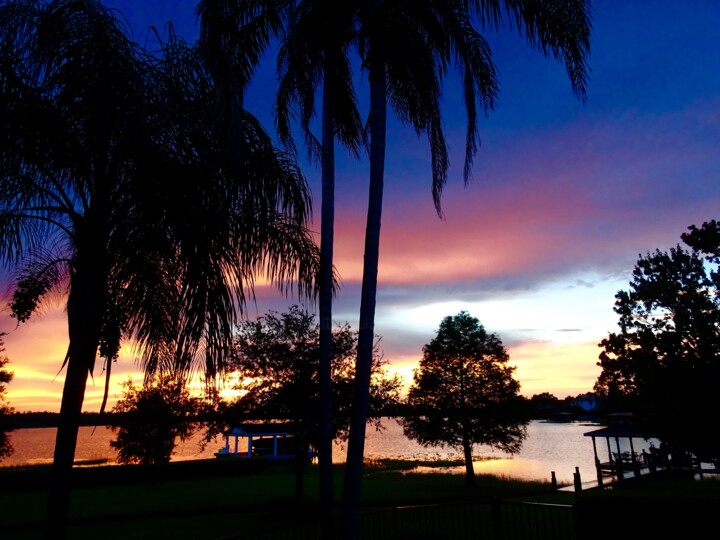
[596,220,720,466]
[528,392,561,418]
[0,336,14,461]
[401,311,527,488]
[0,1,318,535]
[214,305,401,497]
[110,377,200,466]
[530,392,560,406]
[228,306,400,438]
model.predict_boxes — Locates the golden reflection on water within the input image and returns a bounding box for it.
[407,457,567,486]
[3,419,647,486]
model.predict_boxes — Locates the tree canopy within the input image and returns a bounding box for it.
[220,305,401,443]
[208,305,400,500]
[401,311,527,487]
[595,220,720,466]
[110,376,201,466]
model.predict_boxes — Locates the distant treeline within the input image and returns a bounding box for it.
[9,393,602,430]
[8,410,319,429]
[9,411,119,429]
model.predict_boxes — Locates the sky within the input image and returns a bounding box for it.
[2,1,720,412]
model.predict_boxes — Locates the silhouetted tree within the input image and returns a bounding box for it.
[0,1,319,536]
[275,7,363,532]
[401,311,528,488]
[217,305,400,498]
[596,220,720,466]
[528,392,562,419]
[0,336,14,461]
[110,377,200,466]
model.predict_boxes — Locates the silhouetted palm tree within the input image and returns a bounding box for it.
[275,3,363,535]
[0,1,319,537]
[341,1,590,538]
[197,3,362,536]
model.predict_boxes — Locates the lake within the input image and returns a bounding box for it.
[1,419,658,485]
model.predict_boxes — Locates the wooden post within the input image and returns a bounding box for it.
[605,437,613,468]
[591,437,603,487]
[629,438,640,477]
[614,437,623,481]
[573,467,582,492]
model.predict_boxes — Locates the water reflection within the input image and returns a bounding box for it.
[354,419,610,484]
[2,419,659,485]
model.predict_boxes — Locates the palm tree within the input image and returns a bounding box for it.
[197,3,362,536]
[275,3,362,536]
[341,1,590,538]
[0,1,319,537]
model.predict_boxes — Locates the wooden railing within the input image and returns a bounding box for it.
[228,499,576,540]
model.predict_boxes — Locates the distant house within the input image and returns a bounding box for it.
[572,394,599,412]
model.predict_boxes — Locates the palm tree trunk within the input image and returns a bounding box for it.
[318,39,337,540]
[45,242,106,540]
[46,257,105,539]
[46,348,93,539]
[342,35,387,540]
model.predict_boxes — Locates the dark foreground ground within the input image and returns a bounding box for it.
[0,458,718,540]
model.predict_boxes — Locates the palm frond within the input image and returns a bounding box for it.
[275,0,363,162]
[466,0,591,100]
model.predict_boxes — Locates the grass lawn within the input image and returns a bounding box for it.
[2,460,716,540]
[0,458,558,540]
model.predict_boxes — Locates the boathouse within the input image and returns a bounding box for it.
[583,413,659,486]
[215,423,311,460]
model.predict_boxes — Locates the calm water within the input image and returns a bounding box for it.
[2,419,657,485]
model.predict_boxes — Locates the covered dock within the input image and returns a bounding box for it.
[215,423,309,460]
[584,423,659,486]
[582,412,675,487]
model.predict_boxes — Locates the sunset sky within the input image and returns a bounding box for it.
[2,1,719,412]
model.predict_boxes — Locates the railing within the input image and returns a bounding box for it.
[228,499,576,540]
